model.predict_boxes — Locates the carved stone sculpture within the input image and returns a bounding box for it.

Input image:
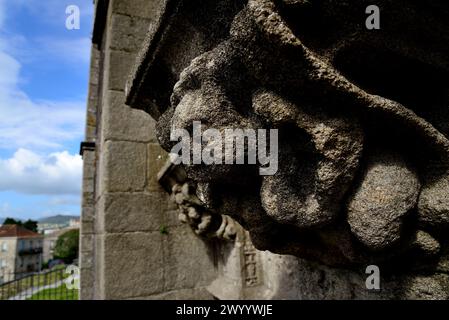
[158,160,237,241]
[126,0,449,272]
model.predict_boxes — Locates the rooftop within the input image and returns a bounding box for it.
[0,225,42,238]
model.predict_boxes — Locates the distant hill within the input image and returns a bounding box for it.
[0,218,4,225]
[38,215,79,225]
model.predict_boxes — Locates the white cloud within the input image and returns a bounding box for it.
[0,35,85,149]
[0,149,82,195]
[0,0,89,151]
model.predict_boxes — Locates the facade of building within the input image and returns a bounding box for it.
[0,225,43,284]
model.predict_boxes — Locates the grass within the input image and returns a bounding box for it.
[0,265,68,300]
[27,285,79,300]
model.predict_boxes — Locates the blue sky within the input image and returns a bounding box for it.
[0,0,93,220]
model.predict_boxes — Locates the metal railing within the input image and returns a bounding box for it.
[18,248,44,255]
[0,267,79,300]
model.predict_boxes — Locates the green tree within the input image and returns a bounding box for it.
[3,218,21,226]
[22,219,38,233]
[54,229,79,263]
[2,218,38,232]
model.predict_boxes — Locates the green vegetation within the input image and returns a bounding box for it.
[2,218,39,233]
[160,225,169,235]
[27,285,78,300]
[54,229,79,263]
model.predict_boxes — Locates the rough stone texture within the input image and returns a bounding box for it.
[102,193,164,233]
[109,14,152,53]
[347,152,420,250]
[418,174,449,229]
[110,0,165,20]
[100,140,147,193]
[101,90,157,143]
[124,0,449,299]
[80,0,218,300]
[104,50,136,91]
[162,225,217,292]
[102,232,164,299]
[260,253,449,300]
[80,59,98,301]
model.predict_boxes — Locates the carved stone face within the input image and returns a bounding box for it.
[151,0,449,268]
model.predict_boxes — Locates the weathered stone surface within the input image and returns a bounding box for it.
[147,143,169,192]
[104,49,135,91]
[109,14,152,53]
[126,0,449,273]
[102,192,163,233]
[72,0,449,301]
[412,231,441,257]
[103,232,164,299]
[102,90,157,142]
[162,225,218,292]
[347,152,420,250]
[260,253,449,300]
[100,140,147,193]
[418,174,449,230]
[255,91,363,228]
[81,234,95,253]
[111,0,165,20]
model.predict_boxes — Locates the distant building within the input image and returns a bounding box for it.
[38,223,67,234]
[69,218,80,228]
[38,218,80,235]
[0,225,43,284]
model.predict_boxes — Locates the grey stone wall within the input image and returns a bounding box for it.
[82,0,449,300]
[80,0,218,300]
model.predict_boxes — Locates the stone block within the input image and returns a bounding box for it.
[101,90,156,142]
[163,209,182,229]
[162,225,217,292]
[83,160,96,181]
[82,178,95,193]
[110,0,165,20]
[103,192,164,233]
[81,234,95,253]
[82,206,95,222]
[80,267,95,300]
[99,140,147,193]
[103,232,164,299]
[80,251,94,269]
[104,49,135,91]
[109,14,151,53]
[82,191,95,208]
[94,233,105,299]
[81,220,94,234]
[147,143,169,192]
